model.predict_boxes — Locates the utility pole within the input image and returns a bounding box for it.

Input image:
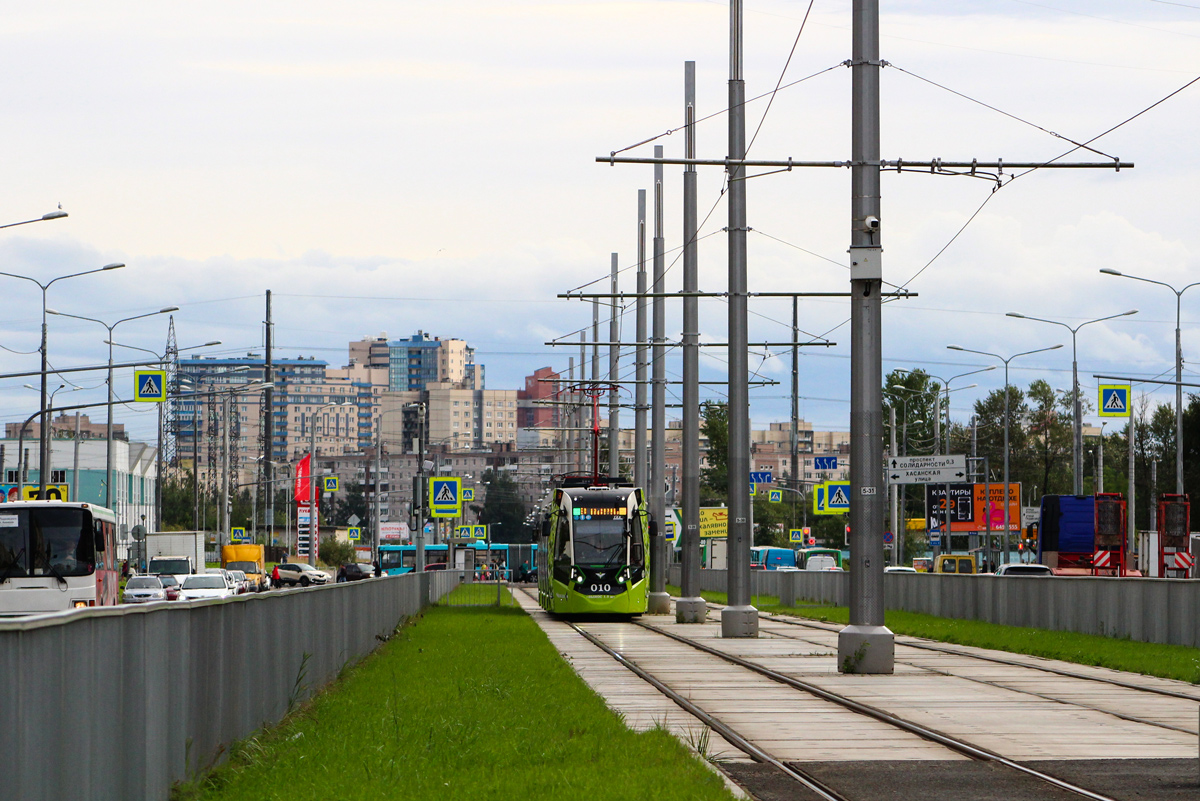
[264,290,274,547]
[722,0,758,639]
[220,394,230,547]
[677,60,706,624]
[838,0,894,671]
[635,190,648,492]
[608,254,620,478]
[889,405,898,565]
[648,145,670,615]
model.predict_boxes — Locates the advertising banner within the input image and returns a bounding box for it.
[294,454,311,502]
[0,484,70,502]
[698,508,728,538]
[925,482,1022,533]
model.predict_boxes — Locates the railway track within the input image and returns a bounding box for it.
[516,588,1172,801]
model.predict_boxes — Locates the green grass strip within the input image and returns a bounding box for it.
[177,605,737,801]
[667,584,1200,684]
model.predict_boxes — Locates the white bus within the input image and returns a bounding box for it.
[0,501,119,616]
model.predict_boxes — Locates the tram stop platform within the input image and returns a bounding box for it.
[514,591,1200,801]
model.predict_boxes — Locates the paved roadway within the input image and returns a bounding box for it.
[514,591,1200,800]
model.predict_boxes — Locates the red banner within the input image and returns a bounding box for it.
[295,454,311,502]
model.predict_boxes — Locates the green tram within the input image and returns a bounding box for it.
[537,481,651,615]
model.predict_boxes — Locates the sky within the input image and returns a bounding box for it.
[0,0,1198,447]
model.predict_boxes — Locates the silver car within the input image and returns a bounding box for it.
[123,575,167,604]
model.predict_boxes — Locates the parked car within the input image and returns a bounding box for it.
[123,575,167,604]
[424,562,448,571]
[179,574,235,600]
[884,566,917,574]
[337,563,374,582]
[994,563,1054,577]
[933,555,977,574]
[156,573,182,600]
[272,562,330,587]
[229,569,250,594]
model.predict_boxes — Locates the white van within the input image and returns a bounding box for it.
[804,554,840,571]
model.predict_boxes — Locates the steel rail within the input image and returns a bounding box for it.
[755,608,1200,705]
[633,618,1122,801]
[564,618,852,801]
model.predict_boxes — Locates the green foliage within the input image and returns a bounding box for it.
[317,536,356,567]
[699,401,728,502]
[178,607,737,801]
[330,481,369,527]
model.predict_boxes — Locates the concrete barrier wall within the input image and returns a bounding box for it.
[668,565,1200,648]
[0,571,460,801]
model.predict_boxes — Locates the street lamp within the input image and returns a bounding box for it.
[1099,268,1200,496]
[48,304,177,510]
[1006,309,1138,494]
[307,401,355,567]
[948,343,1062,563]
[0,261,124,496]
[405,402,428,573]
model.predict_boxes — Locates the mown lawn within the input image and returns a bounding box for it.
[175,605,737,801]
[668,585,1200,684]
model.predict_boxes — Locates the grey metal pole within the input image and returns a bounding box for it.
[1072,330,1083,495]
[1098,423,1105,494]
[1128,415,1136,571]
[105,338,114,508]
[416,403,426,573]
[1176,295,1184,495]
[592,296,600,466]
[608,254,620,479]
[792,297,799,491]
[635,190,648,493]
[71,414,80,502]
[155,388,164,531]
[1003,361,1011,565]
[677,60,706,624]
[722,0,758,639]
[569,355,577,472]
[648,146,670,615]
[374,427,382,568]
[889,405,898,565]
[221,394,230,548]
[265,290,275,547]
[38,291,48,496]
[838,0,893,671]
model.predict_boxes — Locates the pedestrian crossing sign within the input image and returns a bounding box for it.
[473,525,487,539]
[134,370,167,402]
[769,489,782,503]
[462,488,474,502]
[322,476,340,492]
[1098,384,1131,418]
[456,525,472,538]
[230,527,246,543]
[347,527,361,541]
[789,528,803,542]
[429,477,462,517]
[814,480,851,515]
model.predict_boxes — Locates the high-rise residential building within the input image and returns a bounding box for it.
[517,366,559,430]
[366,332,481,392]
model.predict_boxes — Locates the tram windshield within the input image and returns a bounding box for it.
[0,507,95,579]
[573,519,627,566]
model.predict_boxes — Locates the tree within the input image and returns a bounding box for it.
[318,536,355,567]
[700,402,728,502]
[331,481,369,527]
[479,469,529,543]
[1023,379,1074,497]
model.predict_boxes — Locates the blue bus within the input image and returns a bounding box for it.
[379,542,537,580]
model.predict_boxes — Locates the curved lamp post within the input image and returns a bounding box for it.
[1006,309,1138,495]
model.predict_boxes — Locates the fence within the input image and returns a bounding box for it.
[0,571,459,801]
[668,565,1200,648]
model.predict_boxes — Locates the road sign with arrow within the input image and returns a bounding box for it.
[886,454,967,485]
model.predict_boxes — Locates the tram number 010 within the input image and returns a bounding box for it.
[589,583,612,593]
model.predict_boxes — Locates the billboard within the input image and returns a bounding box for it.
[0,484,70,503]
[925,483,1021,533]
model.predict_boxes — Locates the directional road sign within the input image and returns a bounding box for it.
[347,527,361,541]
[429,477,462,518]
[749,471,773,484]
[134,370,167,402]
[230,527,247,543]
[814,456,838,471]
[887,454,967,485]
[768,489,782,503]
[322,476,340,492]
[1098,384,1131,418]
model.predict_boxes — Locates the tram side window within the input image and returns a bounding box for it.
[629,512,645,567]
[554,513,570,561]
